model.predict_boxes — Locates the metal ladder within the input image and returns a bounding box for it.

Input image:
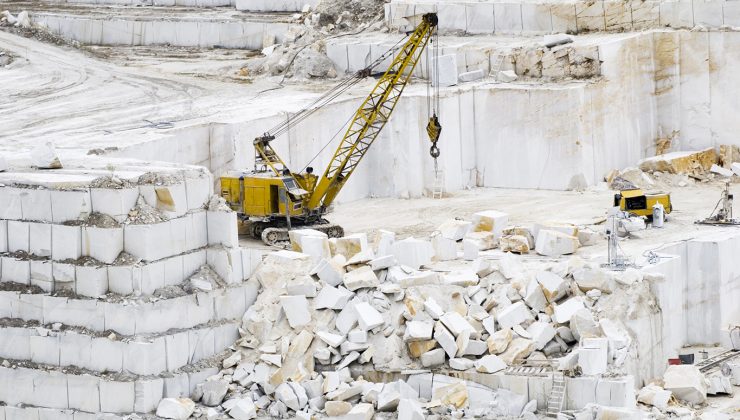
[432,170,444,199]
[546,370,566,417]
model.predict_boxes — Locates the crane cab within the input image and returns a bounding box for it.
[220,171,308,219]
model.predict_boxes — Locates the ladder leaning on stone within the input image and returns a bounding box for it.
[546,370,566,417]
[432,170,444,199]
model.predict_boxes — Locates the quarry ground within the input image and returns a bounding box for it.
[239,182,739,261]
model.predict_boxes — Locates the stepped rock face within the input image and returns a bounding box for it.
[0,157,263,416]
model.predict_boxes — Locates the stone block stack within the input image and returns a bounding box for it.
[0,158,263,418]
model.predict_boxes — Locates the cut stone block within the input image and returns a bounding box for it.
[206,210,238,248]
[573,267,615,293]
[392,238,433,269]
[280,295,311,329]
[90,187,139,222]
[535,230,579,257]
[431,54,458,87]
[82,226,124,264]
[523,279,547,312]
[432,233,457,261]
[7,220,29,253]
[289,229,330,263]
[331,234,367,260]
[376,230,395,257]
[459,69,485,83]
[471,210,509,238]
[51,224,82,261]
[29,222,52,257]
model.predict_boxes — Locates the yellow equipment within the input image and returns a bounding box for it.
[221,13,441,245]
[613,189,672,218]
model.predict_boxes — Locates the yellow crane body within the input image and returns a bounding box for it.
[220,13,440,245]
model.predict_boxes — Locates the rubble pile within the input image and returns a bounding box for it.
[607,145,740,192]
[0,158,265,417]
[179,211,647,419]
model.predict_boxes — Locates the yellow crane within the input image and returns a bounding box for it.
[220,13,442,245]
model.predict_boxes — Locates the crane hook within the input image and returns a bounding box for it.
[426,114,442,174]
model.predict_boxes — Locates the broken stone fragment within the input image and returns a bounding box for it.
[497,70,518,82]
[200,380,229,407]
[443,270,479,286]
[343,266,380,291]
[370,254,396,270]
[526,321,557,350]
[280,295,311,328]
[437,219,473,241]
[573,266,615,293]
[432,381,468,408]
[553,297,586,324]
[222,351,242,368]
[312,258,345,286]
[407,339,438,358]
[317,331,346,348]
[450,357,475,370]
[30,141,63,169]
[228,398,257,420]
[638,148,717,174]
[663,365,709,404]
[535,229,579,257]
[424,297,444,319]
[499,338,535,364]
[440,312,475,336]
[637,384,672,410]
[325,400,352,416]
[348,328,367,343]
[403,320,434,342]
[463,231,496,251]
[523,279,547,312]
[474,354,507,373]
[286,275,317,297]
[496,301,534,329]
[354,302,384,331]
[156,398,195,419]
[398,398,425,420]
[434,322,458,359]
[275,382,307,411]
[500,235,530,253]
[420,348,446,367]
[487,328,512,354]
[314,284,354,310]
[569,308,602,341]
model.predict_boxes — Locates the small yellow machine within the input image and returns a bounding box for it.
[613,189,672,218]
[221,13,441,245]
